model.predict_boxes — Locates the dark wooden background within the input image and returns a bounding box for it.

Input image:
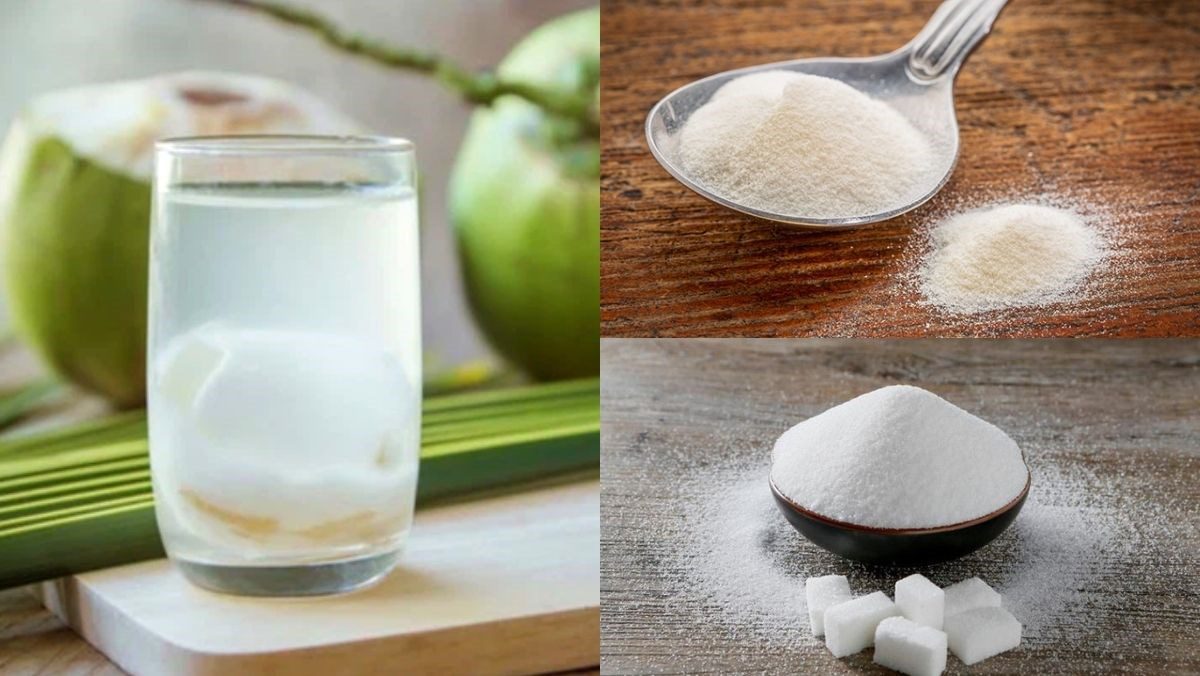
[600,339,1198,674]
[600,0,1200,337]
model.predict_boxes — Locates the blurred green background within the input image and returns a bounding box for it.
[0,0,597,415]
[0,0,597,417]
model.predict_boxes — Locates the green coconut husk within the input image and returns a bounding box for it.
[0,130,150,407]
[450,8,599,381]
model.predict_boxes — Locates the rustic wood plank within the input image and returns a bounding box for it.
[600,0,1200,337]
[600,338,1199,673]
[0,588,127,676]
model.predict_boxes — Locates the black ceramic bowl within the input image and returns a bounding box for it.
[769,472,1030,566]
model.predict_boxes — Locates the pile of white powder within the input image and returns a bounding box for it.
[770,385,1028,529]
[918,203,1106,314]
[678,71,935,219]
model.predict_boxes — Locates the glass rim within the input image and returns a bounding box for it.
[155,134,414,156]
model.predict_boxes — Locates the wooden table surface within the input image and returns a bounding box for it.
[600,0,1200,337]
[0,589,125,676]
[600,339,1198,674]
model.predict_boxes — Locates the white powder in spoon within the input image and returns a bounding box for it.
[678,71,935,219]
[918,203,1106,313]
[770,386,1028,529]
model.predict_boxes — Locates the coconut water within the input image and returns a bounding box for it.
[147,184,421,570]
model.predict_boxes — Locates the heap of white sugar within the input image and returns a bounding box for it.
[678,71,934,219]
[770,386,1027,529]
[918,204,1105,313]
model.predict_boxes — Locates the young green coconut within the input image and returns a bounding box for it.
[449,8,599,381]
[0,72,360,407]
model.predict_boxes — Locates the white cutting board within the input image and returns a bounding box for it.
[38,480,599,676]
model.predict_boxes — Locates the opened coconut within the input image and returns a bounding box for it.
[0,72,359,407]
[449,7,599,381]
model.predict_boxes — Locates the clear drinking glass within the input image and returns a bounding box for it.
[148,136,421,596]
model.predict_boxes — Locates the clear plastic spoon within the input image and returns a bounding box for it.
[645,0,1009,229]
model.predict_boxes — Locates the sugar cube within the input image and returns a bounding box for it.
[895,573,944,629]
[944,606,1022,665]
[943,577,1001,618]
[805,575,852,637]
[873,616,948,676]
[824,591,901,657]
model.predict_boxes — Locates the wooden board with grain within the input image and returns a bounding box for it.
[600,0,1200,337]
[600,339,1199,674]
[36,480,600,676]
[0,588,125,675]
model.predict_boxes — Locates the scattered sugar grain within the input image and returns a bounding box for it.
[668,471,815,638]
[806,574,851,637]
[873,616,948,676]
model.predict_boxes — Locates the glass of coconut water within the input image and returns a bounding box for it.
[148,136,421,596]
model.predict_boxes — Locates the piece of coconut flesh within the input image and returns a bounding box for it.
[21,71,361,179]
[151,324,418,554]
